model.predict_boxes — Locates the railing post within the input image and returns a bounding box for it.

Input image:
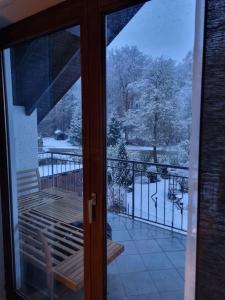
[51,152,54,188]
[132,162,135,219]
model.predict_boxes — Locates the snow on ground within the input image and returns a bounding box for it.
[39,139,188,230]
[112,176,188,231]
[39,163,82,177]
[126,145,178,152]
[127,145,154,151]
[42,138,178,153]
[42,137,80,151]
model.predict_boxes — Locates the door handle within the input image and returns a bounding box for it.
[88,193,97,224]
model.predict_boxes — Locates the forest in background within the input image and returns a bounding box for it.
[38,45,192,167]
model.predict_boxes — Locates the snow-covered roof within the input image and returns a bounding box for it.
[54,129,63,134]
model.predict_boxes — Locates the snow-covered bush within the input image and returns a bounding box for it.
[107,115,122,147]
[69,103,82,146]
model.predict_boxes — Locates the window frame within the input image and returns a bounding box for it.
[0,0,205,299]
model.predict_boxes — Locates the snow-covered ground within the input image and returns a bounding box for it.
[126,145,177,152]
[42,137,178,153]
[39,163,82,177]
[39,138,188,230]
[42,137,81,151]
[109,176,188,231]
[127,145,154,151]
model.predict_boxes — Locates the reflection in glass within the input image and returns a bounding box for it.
[4,26,84,299]
[106,1,195,299]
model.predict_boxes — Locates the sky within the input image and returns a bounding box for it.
[108,0,196,62]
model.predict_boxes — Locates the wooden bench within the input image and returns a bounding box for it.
[17,169,62,213]
[32,188,83,223]
[17,170,83,224]
[19,209,124,292]
[54,240,124,290]
[17,169,124,292]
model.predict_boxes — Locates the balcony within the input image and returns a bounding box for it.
[35,151,188,299]
[39,151,189,232]
[107,213,185,300]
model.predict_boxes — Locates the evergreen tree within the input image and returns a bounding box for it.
[107,116,122,146]
[69,103,82,145]
[115,141,132,188]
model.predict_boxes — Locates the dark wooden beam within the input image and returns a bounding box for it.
[10,30,80,120]
[10,2,144,123]
[99,0,149,14]
[0,0,82,50]
[81,0,106,299]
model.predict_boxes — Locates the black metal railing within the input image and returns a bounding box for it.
[38,151,83,195]
[38,151,188,232]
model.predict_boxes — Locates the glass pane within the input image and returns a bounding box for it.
[105,1,196,299]
[3,25,84,299]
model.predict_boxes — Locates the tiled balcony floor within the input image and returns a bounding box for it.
[21,213,186,300]
[107,213,186,300]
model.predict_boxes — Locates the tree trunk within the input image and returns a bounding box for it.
[153,145,158,163]
[153,112,158,163]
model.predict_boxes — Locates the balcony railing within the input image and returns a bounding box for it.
[38,151,188,232]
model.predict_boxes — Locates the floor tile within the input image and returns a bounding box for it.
[177,267,185,279]
[142,252,174,270]
[150,227,173,239]
[150,269,184,293]
[128,292,161,300]
[107,296,127,300]
[135,239,162,254]
[120,271,157,296]
[120,240,138,256]
[108,260,119,275]
[116,254,146,273]
[109,221,126,231]
[125,220,153,230]
[107,274,125,297]
[165,251,186,268]
[128,229,153,240]
[179,236,187,248]
[112,230,132,242]
[107,214,186,299]
[108,214,126,225]
[160,290,184,300]
[156,237,185,252]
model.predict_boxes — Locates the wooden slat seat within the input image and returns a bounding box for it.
[54,240,124,290]
[33,202,83,223]
[44,187,83,211]
[17,169,63,213]
[17,174,124,291]
[19,210,124,291]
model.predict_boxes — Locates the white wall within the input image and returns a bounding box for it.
[4,50,39,172]
[13,106,38,171]
[1,50,39,292]
[0,1,57,296]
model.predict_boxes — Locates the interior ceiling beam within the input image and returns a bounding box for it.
[6,2,144,123]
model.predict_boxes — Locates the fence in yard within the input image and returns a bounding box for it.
[38,151,189,232]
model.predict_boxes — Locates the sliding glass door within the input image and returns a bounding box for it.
[105,1,196,299]
[3,24,86,300]
[0,1,202,299]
